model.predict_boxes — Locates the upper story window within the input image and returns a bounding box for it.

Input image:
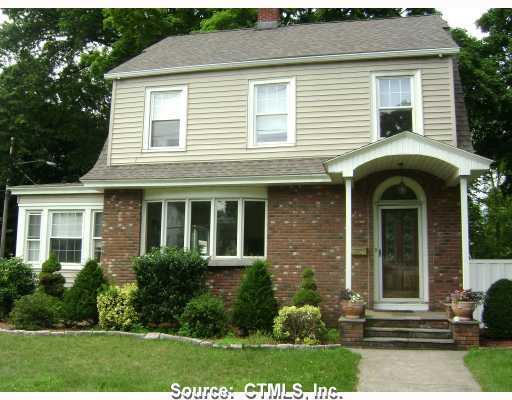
[248,78,296,147]
[143,86,187,151]
[372,71,423,140]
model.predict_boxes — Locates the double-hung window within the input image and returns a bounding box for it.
[92,211,103,261]
[144,86,187,151]
[144,199,266,259]
[373,71,423,140]
[249,78,295,147]
[50,212,83,264]
[26,212,42,262]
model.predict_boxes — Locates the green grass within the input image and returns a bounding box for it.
[215,331,279,345]
[0,335,360,392]
[465,348,512,391]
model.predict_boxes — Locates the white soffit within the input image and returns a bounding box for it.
[324,131,492,185]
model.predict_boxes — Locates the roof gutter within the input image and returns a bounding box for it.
[81,174,332,188]
[8,185,103,196]
[105,47,460,80]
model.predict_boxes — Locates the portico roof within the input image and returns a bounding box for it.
[323,131,492,185]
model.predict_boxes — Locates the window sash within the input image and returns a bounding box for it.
[49,212,83,264]
[144,199,266,258]
[92,211,103,261]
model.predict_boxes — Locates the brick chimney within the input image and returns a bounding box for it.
[256,8,280,29]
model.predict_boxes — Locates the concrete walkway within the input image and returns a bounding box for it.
[352,348,481,392]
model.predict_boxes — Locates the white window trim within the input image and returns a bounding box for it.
[48,210,85,266]
[143,85,188,152]
[25,211,42,263]
[141,198,268,261]
[248,77,296,148]
[91,210,103,261]
[371,70,423,142]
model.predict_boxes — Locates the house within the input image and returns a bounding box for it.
[10,9,492,325]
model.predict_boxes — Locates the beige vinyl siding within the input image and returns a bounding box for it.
[110,57,455,165]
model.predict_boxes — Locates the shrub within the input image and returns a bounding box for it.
[0,257,36,318]
[273,305,327,344]
[483,279,512,339]
[232,260,278,335]
[293,267,321,307]
[179,293,228,338]
[38,254,66,299]
[133,247,208,325]
[97,284,139,331]
[63,259,106,323]
[9,291,63,330]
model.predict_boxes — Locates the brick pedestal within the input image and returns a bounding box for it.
[339,317,365,346]
[450,319,480,349]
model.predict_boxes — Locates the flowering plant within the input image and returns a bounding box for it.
[340,289,364,303]
[451,289,485,305]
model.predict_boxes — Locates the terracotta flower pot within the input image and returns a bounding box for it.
[451,301,476,321]
[341,300,365,319]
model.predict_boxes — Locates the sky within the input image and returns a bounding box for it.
[0,7,489,38]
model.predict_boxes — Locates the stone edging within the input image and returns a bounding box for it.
[0,328,341,350]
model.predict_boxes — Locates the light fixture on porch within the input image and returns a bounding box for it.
[397,162,408,196]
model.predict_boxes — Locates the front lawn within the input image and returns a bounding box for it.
[0,335,360,392]
[465,348,512,391]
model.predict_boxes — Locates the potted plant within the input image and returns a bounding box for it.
[340,289,365,319]
[450,289,485,321]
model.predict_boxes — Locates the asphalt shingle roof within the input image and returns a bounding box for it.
[107,15,457,76]
[80,144,329,182]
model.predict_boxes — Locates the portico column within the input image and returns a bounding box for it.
[345,177,352,289]
[460,175,470,289]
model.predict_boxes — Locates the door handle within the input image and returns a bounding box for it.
[376,248,382,256]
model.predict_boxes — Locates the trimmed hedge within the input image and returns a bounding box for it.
[133,247,208,325]
[483,279,512,339]
[63,259,106,323]
[38,254,65,299]
[232,260,278,335]
[179,293,228,338]
[9,291,63,330]
[0,257,36,318]
[97,284,139,331]
[273,305,327,345]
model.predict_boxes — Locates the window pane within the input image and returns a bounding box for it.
[243,201,265,256]
[216,200,238,256]
[381,184,417,201]
[151,91,181,120]
[379,78,412,107]
[190,201,211,256]
[379,109,413,138]
[51,212,82,238]
[256,83,287,114]
[146,202,162,252]
[256,114,288,143]
[93,212,103,238]
[50,238,82,263]
[166,202,185,249]
[151,120,180,147]
[27,241,40,262]
[27,214,41,239]
[93,239,103,261]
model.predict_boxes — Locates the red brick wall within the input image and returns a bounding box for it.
[267,185,345,326]
[101,189,143,284]
[207,267,244,307]
[257,8,280,22]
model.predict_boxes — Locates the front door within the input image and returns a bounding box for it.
[381,208,420,299]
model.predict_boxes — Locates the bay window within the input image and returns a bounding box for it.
[50,212,83,264]
[249,78,295,147]
[26,212,41,262]
[143,86,187,151]
[144,198,266,259]
[372,71,423,140]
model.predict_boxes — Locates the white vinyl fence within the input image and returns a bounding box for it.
[470,259,512,321]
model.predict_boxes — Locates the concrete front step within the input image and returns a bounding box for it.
[365,327,452,340]
[362,336,456,350]
[365,316,449,330]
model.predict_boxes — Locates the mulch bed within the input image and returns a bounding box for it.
[480,337,512,347]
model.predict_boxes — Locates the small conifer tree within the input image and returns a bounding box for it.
[38,253,66,299]
[293,267,322,307]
